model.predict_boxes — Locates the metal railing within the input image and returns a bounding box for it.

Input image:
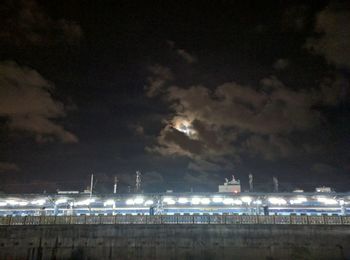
[0,215,350,226]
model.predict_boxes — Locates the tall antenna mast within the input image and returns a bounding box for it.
[249,173,253,192]
[135,171,141,192]
[273,176,279,192]
[113,176,118,194]
[90,174,94,198]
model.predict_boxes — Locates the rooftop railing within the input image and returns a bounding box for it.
[0,215,350,226]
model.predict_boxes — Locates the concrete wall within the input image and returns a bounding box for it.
[0,224,349,260]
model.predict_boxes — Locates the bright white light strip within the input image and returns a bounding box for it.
[31,199,46,206]
[75,198,95,206]
[144,200,154,206]
[232,199,242,205]
[200,198,210,205]
[253,200,262,205]
[163,197,176,205]
[268,197,287,205]
[317,197,338,205]
[134,197,144,204]
[55,198,68,205]
[241,196,252,204]
[103,199,115,207]
[223,198,234,205]
[6,200,18,206]
[191,197,201,205]
[5,199,28,206]
[289,197,307,205]
[125,199,134,205]
[212,197,223,203]
[178,197,189,204]
[0,201,7,206]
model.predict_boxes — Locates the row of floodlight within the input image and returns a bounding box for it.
[122,196,344,206]
[268,197,342,205]
[0,196,345,207]
[0,199,46,207]
[0,198,95,207]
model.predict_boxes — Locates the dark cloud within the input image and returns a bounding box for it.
[167,78,319,134]
[0,162,20,173]
[281,5,309,31]
[147,124,204,157]
[145,65,173,97]
[146,116,237,173]
[0,0,82,47]
[311,163,338,175]
[184,170,211,185]
[0,61,78,143]
[146,67,343,172]
[167,40,197,64]
[184,170,222,191]
[128,124,145,136]
[273,59,290,70]
[242,134,298,161]
[306,3,350,68]
[143,171,164,185]
[176,49,197,64]
[318,74,349,106]
[188,159,225,173]
[135,125,144,136]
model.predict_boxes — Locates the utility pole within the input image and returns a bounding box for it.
[90,174,94,198]
[113,176,118,194]
[135,171,141,192]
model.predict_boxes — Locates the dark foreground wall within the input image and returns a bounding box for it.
[0,224,349,260]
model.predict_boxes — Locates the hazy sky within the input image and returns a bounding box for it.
[0,0,349,193]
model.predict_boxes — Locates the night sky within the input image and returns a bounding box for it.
[0,0,349,193]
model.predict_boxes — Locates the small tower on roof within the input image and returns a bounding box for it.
[135,171,142,192]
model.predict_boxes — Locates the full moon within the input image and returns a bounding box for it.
[173,118,196,138]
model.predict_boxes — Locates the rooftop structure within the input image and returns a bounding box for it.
[218,176,241,193]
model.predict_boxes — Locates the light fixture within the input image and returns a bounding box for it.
[268,197,287,205]
[163,197,176,205]
[317,197,337,205]
[289,197,307,204]
[126,198,134,205]
[31,199,46,206]
[134,197,144,204]
[144,200,154,206]
[103,199,115,207]
[212,197,223,203]
[241,196,252,204]
[75,198,95,206]
[223,198,234,205]
[191,197,201,205]
[178,197,189,204]
[55,198,68,205]
[200,198,210,205]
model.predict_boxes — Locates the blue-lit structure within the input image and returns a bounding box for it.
[0,192,349,216]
